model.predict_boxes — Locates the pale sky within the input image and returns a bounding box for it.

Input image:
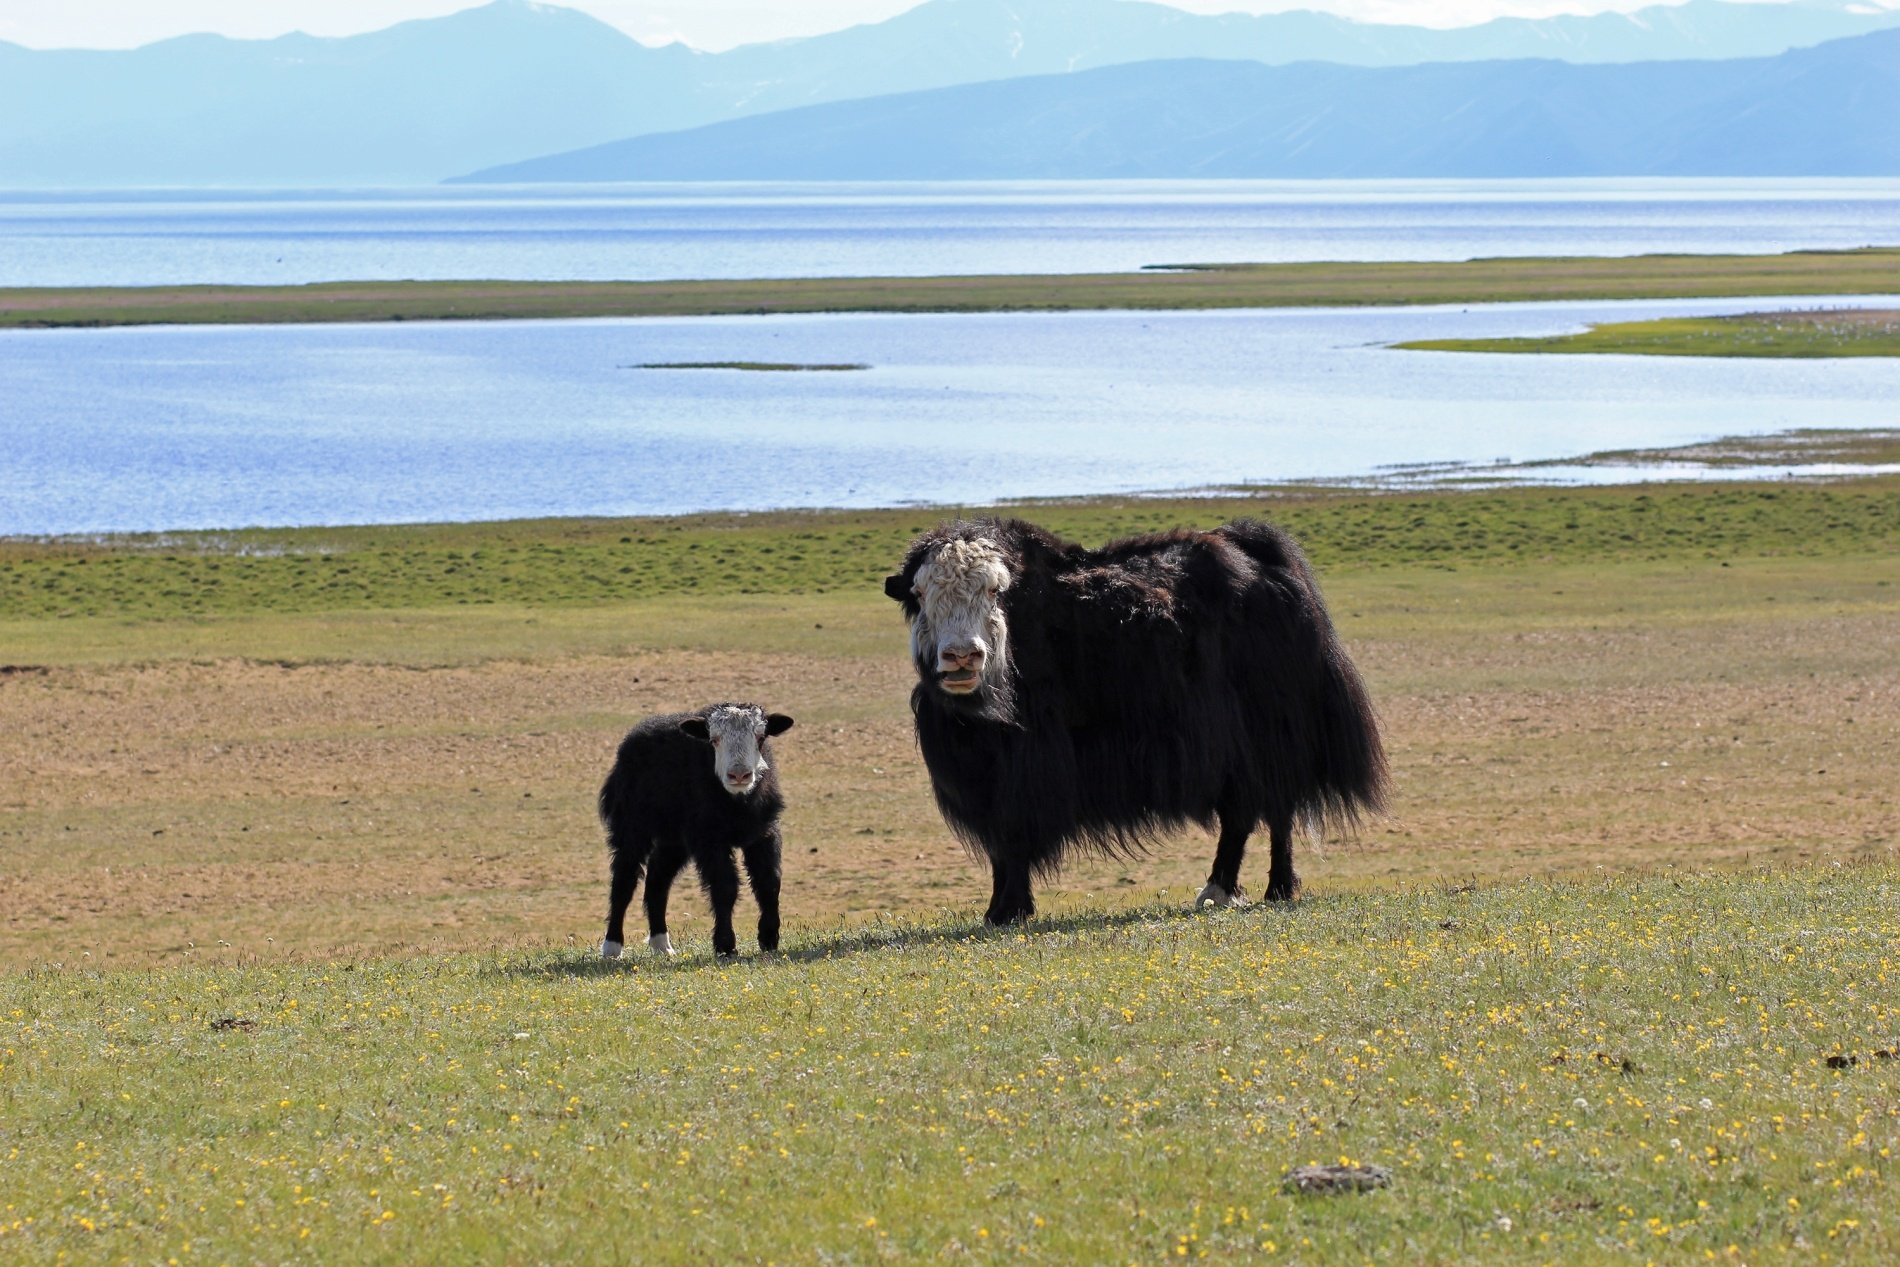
[0,0,1875,53]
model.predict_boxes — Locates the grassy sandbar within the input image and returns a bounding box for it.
[1399,306,1900,357]
[5,247,1899,329]
[632,361,870,371]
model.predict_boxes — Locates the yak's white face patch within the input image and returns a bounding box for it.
[910,537,1012,696]
[704,705,770,796]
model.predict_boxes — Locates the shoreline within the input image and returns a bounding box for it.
[7,429,1897,546]
[1400,305,1900,357]
[5,246,1900,329]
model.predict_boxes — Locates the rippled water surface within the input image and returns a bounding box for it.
[6,295,1898,535]
[6,179,1900,286]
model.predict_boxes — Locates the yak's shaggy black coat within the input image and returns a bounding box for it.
[598,704,790,957]
[886,517,1386,924]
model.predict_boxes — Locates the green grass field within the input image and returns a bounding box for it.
[4,477,1897,1262]
[4,247,1899,329]
[7,480,1895,630]
[1399,308,1900,358]
[4,870,1896,1263]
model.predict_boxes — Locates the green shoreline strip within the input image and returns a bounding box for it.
[1398,308,1900,358]
[5,247,1900,329]
[6,480,1895,625]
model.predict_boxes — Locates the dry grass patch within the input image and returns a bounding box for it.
[4,553,1893,967]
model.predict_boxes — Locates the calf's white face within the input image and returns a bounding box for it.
[906,537,1012,696]
[680,705,794,795]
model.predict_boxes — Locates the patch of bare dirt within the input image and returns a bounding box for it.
[3,609,1894,967]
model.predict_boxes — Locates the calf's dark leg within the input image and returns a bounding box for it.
[696,846,744,958]
[1264,810,1299,903]
[1201,800,1253,908]
[601,802,653,957]
[602,839,647,959]
[984,851,1035,926]
[740,830,782,953]
[643,843,688,955]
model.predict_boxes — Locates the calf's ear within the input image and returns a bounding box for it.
[678,718,711,742]
[883,573,911,602]
[765,713,794,737]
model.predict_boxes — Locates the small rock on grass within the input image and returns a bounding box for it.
[1283,1163,1392,1195]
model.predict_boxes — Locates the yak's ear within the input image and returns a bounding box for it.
[678,717,711,742]
[765,713,794,737]
[883,572,911,602]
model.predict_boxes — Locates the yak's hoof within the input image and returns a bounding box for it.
[984,909,1032,928]
[600,938,624,961]
[1264,882,1298,903]
[647,932,675,956]
[1196,883,1247,909]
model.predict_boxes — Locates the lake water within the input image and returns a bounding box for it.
[6,179,1900,287]
[6,295,1898,536]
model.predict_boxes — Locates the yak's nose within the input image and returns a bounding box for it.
[940,643,986,672]
[726,768,754,787]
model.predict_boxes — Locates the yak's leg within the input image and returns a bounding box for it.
[602,834,648,959]
[1264,810,1299,903]
[984,852,1035,926]
[697,846,744,959]
[1199,803,1252,909]
[643,844,687,955]
[740,829,782,954]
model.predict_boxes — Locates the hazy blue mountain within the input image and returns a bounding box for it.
[0,2,707,186]
[1340,0,1900,62]
[700,0,1900,124]
[461,28,1900,181]
[5,0,1898,187]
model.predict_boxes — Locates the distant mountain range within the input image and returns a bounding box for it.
[465,28,1900,180]
[0,3,697,187]
[3,0,1898,186]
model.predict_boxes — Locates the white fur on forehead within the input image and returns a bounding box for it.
[706,704,766,740]
[910,536,1015,696]
[916,537,1011,599]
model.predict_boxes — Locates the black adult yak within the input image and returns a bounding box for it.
[884,517,1385,925]
[597,702,793,959]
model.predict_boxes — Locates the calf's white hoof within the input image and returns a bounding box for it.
[600,939,624,961]
[647,932,675,957]
[1197,883,1245,910]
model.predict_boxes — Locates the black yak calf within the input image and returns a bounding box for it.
[884,517,1386,925]
[598,702,794,959]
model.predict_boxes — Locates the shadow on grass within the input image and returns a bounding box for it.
[502,896,1307,981]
